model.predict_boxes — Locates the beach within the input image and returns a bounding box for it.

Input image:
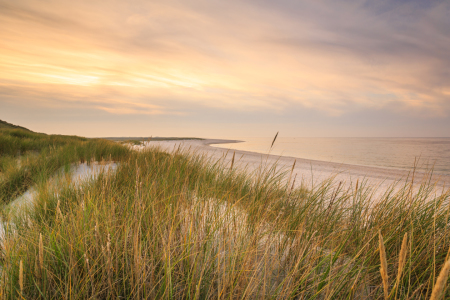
[4,128,450,298]
[139,138,450,199]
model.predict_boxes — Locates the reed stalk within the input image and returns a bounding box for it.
[429,257,450,300]
[39,233,44,271]
[379,231,389,300]
[19,260,23,295]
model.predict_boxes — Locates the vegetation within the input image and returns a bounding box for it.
[0,120,31,131]
[0,125,130,204]
[105,137,204,144]
[1,121,450,299]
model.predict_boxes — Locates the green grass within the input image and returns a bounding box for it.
[0,127,130,205]
[0,120,31,131]
[1,126,450,299]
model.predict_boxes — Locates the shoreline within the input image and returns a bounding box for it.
[207,139,450,183]
[137,138,450,198]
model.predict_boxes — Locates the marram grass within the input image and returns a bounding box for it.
[0,128,130,204]
[1,132,450,299]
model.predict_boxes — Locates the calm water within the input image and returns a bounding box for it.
[215,138,450,175]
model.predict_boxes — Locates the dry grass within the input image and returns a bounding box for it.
[429,257,450,300]
[0,131,450,299]
[379,232,389,299]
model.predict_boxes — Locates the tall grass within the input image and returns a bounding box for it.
[1,140,449,299]
[0,128,130,205]
[0,128,87,156]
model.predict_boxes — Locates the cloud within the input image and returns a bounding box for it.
[0,81,169,115]
[0,0,449,136]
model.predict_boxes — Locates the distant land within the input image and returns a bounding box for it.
[0,119,32,131]
[0,119,203,141]
[103,137,204,142]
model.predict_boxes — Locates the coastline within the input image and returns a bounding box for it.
[138,138,450,198]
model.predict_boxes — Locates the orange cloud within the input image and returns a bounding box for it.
[1,0,449,122]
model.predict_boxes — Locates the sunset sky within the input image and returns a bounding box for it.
[1,0,449,138]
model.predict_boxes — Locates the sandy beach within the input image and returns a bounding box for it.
[136,139,450,199]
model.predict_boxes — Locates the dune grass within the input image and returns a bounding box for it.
[0,120,31,131]
[105,137,204,144]
[1,130,450,299]
[0,128,130,205]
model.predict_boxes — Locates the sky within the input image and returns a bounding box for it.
[1,0,449,138]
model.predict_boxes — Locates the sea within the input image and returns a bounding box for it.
[214,137,450,175]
